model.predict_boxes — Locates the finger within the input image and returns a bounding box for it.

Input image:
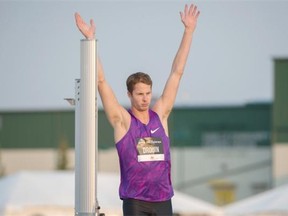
[90,19,96,35]
[75,12,80,18]
[192,6,198,17]
[179,11,184,21]
[75,13,82,29]
[75,12,84,27]
[90,19,95,28]
[184,4,188,16]
[75,12,80,23]
[188,4,194,16]
[75,12,83,23]
[189,4,197,17]
[195,10,200,19]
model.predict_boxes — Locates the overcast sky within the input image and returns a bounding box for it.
[0,0,287,111]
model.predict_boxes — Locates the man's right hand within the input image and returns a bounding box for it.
[75,12,96,40]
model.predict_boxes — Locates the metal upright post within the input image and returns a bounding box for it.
[95,39,100,214]
[75,39,98,216]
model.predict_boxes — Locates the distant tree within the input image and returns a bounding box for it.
[0,148,5,177]
[57,136,69,170]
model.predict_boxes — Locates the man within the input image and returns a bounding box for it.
[75,3,200,216]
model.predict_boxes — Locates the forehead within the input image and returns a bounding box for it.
[133,82,152,93]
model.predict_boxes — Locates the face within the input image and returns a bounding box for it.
[128,82,152,111]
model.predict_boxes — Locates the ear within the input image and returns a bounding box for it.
[127,91,132,99]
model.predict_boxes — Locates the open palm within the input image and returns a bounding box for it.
[180,4,200,32]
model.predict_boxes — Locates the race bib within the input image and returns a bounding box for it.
[136,137,164,162]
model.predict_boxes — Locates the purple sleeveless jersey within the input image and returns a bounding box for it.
[116,109,174,202]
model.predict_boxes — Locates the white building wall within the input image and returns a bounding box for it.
[0,147,273,205]
[272,143,288,186]
[171,147,272,204]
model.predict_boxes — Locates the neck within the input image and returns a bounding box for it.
[131,108,150,125]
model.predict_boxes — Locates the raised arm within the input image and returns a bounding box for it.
[74,13,130,141]
[153,4,200,128]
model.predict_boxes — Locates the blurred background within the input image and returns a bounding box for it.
[0,0,287,216]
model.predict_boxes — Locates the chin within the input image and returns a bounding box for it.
[140,106,149,111]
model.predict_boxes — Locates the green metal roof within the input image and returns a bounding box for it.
[0,103,271,150]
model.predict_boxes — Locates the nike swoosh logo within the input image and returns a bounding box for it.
[150,127,160,134]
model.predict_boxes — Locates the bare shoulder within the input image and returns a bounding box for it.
[152,97,171,121]
[152,103,170,136]
[120,107,131,128]
[113,106,131,143]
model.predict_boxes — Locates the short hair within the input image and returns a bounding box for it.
[126,72,153,93]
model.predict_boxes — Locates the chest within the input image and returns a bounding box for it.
[131,118,164,138]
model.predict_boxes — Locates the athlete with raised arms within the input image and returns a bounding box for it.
[75,4,200,215]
